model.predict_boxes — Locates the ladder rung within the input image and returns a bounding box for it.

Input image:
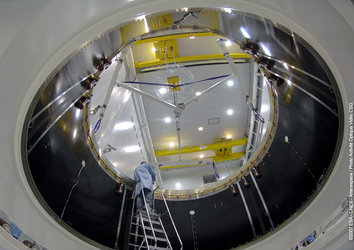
[146,235,168,242]
[142,226,164,233]
[141,217,161,224]
[129,233,168,243]
[148,246,170,250]
[140,211,160,219]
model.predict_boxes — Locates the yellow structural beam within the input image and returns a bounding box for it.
[135,53,250,69]
[134,32,218,45]
[155,138,247,157]
[136,53,250,69]
[160,151,245,170]
[212,151,245,162]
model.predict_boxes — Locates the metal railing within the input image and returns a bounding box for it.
[140,180,183,250]
[156,185,183,250]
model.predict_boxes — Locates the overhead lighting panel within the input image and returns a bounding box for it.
[114,122,134,131]
[164,117,171,123]
[227,109,234,115]
[159,87,167,94]
[123,145,140,153]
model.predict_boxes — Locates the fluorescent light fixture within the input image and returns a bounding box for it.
[189,35,195,39]
[240,27,251,39]
[124,145,140,153]
[114,121,134,131]
[227,80,234,86]
[227,109,234,115]
[169,142,175,147]
[199,154,204,159]
[164,117,171,123]
[175,182,181,189]
[223,7,232,13]
[198,127,204,131]
[226,134,232,139]
[225,40,232,47]
[159,87,167,94]
[260,43,272,56]
[196,91,201,96]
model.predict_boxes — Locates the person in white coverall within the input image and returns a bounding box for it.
[134,162,156,212]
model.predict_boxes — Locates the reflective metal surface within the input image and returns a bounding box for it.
[23,7,342,249]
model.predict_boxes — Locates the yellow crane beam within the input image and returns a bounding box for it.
[160,151,245,170]
[134,32,218,45]
[135,53,250,69]
[155,138,247,157]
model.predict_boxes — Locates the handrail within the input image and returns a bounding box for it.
[138,212,150,250]
[141,185,157,247]
[158,185,183,250]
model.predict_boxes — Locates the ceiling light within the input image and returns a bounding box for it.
[240,27,251,39]
[189,35,195,39]
[175,182,181,189]
[226,134,232,139]
[124,145,140,153]
[164,117,171,123]
[159,87,167,94]
[136,14,145,21]
[225,40,232,47]
[196,91,201,96]
[227,80,234,86]
[223,7,232,13]
[114,121,134,131]
[198,127,204,131]
[227,109,234,115]
[169,142,175,147]
[152,47,156,53]
[260,43,272,56]
[199,154,204,159]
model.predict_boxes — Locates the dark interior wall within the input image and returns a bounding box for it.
[28,107,125,248]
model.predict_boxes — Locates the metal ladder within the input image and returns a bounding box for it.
[127,184,182,250]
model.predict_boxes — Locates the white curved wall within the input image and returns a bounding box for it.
[0,0,353,249]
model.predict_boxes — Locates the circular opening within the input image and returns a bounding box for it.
[85,25,278,199]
